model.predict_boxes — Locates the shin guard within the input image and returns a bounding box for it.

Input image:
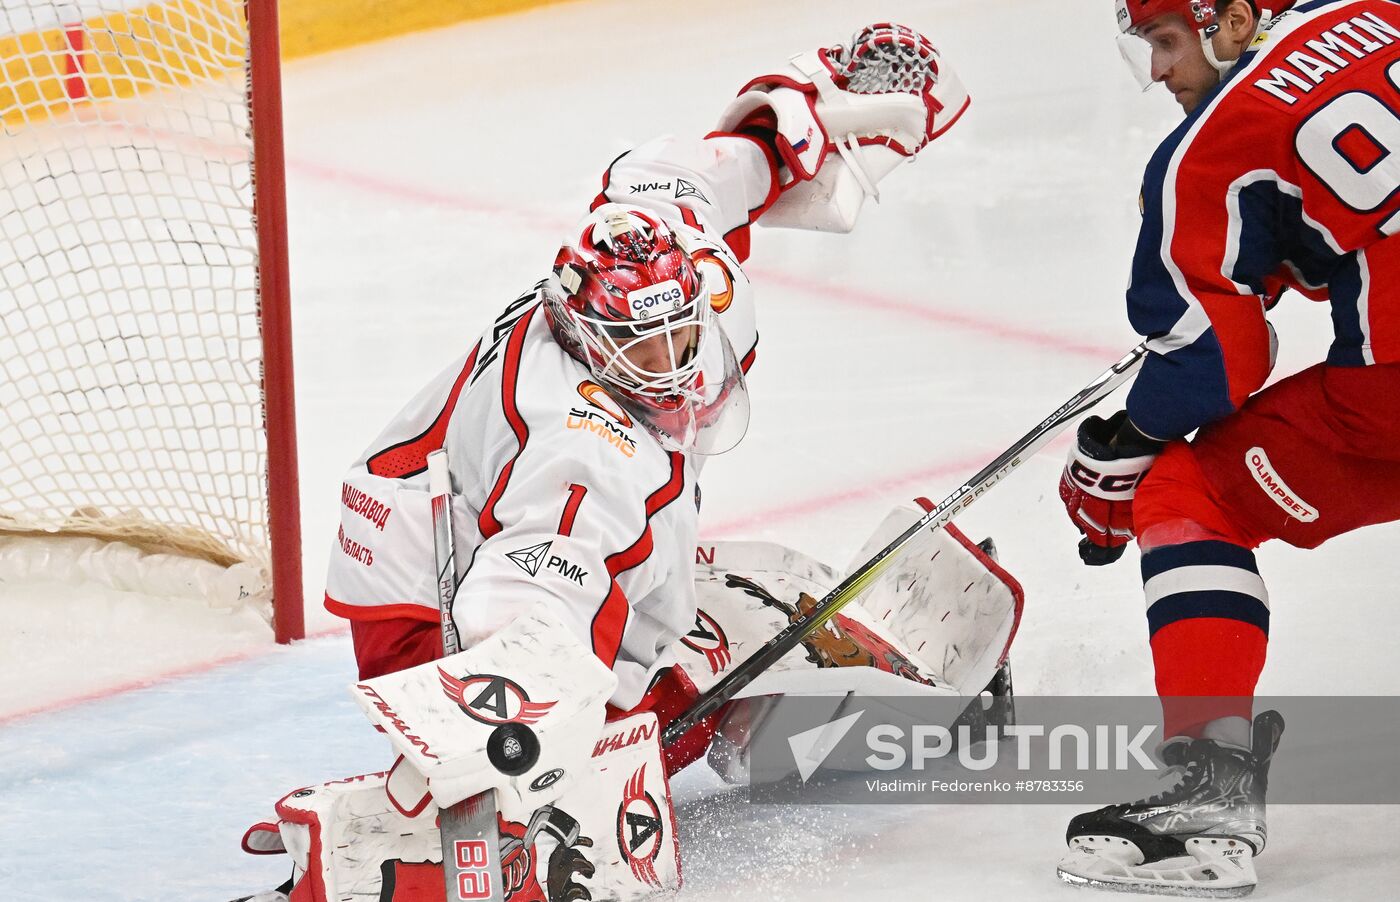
[1142,541,1269,740]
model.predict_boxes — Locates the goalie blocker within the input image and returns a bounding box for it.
[239,502,1021,901]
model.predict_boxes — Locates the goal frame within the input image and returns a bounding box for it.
[247,0,304,643]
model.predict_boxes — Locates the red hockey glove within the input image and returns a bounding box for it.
[1058,411,1163,566]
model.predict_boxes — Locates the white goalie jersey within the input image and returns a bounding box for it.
[325,134,773,708]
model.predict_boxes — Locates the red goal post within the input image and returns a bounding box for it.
[0,1,304,642]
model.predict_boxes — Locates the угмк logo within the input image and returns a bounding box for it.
[577,381,632,428]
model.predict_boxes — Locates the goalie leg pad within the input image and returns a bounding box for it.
[272,772,441,902]
[846,500,1023,699]
[681,505,1023,781]
[685,539,941,698]
[682,511,1022,700]
[608,663,725,778]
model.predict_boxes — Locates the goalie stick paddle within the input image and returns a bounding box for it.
[427,450,508,902]
[660,342,1149,748]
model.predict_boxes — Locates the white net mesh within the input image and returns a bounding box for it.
[0,1,270,593]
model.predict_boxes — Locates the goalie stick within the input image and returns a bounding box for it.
[427,449,507,902]
[661,342,1149,747]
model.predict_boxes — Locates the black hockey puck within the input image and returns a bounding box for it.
[487,722,540,776]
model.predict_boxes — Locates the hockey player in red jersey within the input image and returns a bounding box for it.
[1057,0,1400,895]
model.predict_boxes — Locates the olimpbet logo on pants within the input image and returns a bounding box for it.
[1246,446,1318,522]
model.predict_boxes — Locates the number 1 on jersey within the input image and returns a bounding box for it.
[558,484,587,536]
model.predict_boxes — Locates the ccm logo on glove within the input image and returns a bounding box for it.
[1065,462,1147,495]
[1058,411,1163,566]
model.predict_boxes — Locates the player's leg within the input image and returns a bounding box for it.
[1059,442,1281,895]
[1135,442,1271,748]
[1135,361,1400,743]
[1061,362,1400,895]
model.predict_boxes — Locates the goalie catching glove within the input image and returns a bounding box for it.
[716,22,969,232]
[1059,411,1164,566]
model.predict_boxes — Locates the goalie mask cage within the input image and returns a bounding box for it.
[0,0,303,642]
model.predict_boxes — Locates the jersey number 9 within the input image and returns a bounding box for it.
[1296,59,1400,236]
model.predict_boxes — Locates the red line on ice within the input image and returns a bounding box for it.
[286,158,573,234]
[2,433,1073,724]
[746,266,1123,360]
[0,625,348,727]
[283,160,1123,360]
[702,433,1073,539]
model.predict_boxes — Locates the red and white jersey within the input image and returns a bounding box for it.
[326,133,774,707]
[1127,0,1400,440]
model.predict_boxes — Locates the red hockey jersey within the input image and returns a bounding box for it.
[1127,0,1400,439]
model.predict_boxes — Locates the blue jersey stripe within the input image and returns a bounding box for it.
[1146,590,1272,635]
[1141,540,1262,581]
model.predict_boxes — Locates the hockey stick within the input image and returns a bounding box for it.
[661,342,1149,748]
[428,449,507,902]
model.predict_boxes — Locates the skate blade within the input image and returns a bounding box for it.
[1057,835,1257,898]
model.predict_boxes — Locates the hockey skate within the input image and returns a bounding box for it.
[1057,710,1283,898]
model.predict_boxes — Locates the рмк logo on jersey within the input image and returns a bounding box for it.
[438,669,557,726]
[673,177,708,204]
[506,540,552,576]
[505,539,590,585]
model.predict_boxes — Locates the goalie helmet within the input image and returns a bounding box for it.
[545,204,750,454]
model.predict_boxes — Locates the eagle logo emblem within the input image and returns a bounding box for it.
[438,669,557,726]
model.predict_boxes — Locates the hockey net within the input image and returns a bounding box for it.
[0,1,302,640]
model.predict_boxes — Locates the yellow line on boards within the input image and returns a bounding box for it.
[1,0,574,128]
[279,0,575,59]
[2,0,244,128]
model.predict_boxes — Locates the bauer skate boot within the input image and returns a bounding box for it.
[1057,710,1284,898]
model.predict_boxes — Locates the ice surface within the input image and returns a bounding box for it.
[2,0,1397,898]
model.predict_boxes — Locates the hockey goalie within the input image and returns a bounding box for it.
[236,24,1022,902]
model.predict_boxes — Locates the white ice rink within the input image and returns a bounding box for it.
[3,0,1399,898]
